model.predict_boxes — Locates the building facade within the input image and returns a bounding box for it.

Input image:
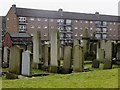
[6,5,120,45]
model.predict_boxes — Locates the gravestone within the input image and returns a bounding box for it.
[100,40,106,50]
[60,46,64,60]
[33,30,41,69]
[22,50,32,76]
[0,48,2,68]
[43,44,49,70]
[97,48,105,61]
[116,45,120,60]
[27,45,33,53]
[3,46,9,67]
[62,46,72,74]
[92,59,100,68]
[103,60,112,69]
[50,29,60,73]
[104,40,112,61]
[103,41,112,69]
[73,39,83,72]
[9,45,22,75]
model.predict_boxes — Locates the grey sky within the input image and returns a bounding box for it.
[0,0,119,16]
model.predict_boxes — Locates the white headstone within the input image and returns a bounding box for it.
[22,50,32,76]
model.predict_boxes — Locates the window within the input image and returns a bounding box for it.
[95,34,101,39]
[66,19,72,24]
[80,21,83,23]
[44,34,47,36]
[37,26,41,29]
[31,25,34,28]
[103,21,107,26]
[85,21,88,23]
[57,19,64,23]
[103,28,107,32]
[58,26,64,30]
[60,34,64,38]
[30,18,34,21]
[110,22,112,25]
[75,34,78,37]
[90,21,93,23]
[19,25,26,29]
[80,34,83,37]
[19,25,26,31]
[51,26,54,29]
[74,27,78,29]
[80,28,83,30]
[66,34,72,38]
[50,19,54,22]
[19,17,26,21]
[114,22,116,25]
[7,18,9,20]
[96,28,101,32]
[66,26,71,31]
[37,18,41,21]
[44,18,47,21]
[109,28,112,31]
[103,34,107,39]
[75,20,78,22]
[90,28,93,30]
[44,26,47,29]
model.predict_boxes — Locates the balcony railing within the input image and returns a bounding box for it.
[19,21,28,24]
[96,24,108,28]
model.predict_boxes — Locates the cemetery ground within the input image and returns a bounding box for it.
[1,64,120,88]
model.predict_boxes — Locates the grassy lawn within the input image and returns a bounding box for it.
[1,64,120,88]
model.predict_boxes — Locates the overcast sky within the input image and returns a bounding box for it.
[0,0,120,16]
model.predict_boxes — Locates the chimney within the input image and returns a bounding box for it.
[95,12,99,18]
[12,4,16,13]
[58,8,63,17]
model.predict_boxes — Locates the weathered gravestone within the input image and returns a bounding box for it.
[50,29,60,73]
[33,30,42,69]
[9,45,23,75]
[0,48,2,69]
[22,50,32,76]
[103,40,113,69]
[92,42,101,68]
[43,44,49,70]
[92,59,100,68]
[27,45,33,53]
[3,46,9,68]
[62,46,72,74]
[73,39,84,72]
[116,44,120,60]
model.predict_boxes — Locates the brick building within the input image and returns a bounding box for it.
[6,5,120,45]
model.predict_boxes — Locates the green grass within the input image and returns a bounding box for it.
[1,64,120,88]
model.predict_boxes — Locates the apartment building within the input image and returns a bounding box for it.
[6,5,119,45]
[0,16,6,47]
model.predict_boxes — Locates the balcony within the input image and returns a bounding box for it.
[19,29,26,33]
[96,31,107,34]
[19,21,28,25]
